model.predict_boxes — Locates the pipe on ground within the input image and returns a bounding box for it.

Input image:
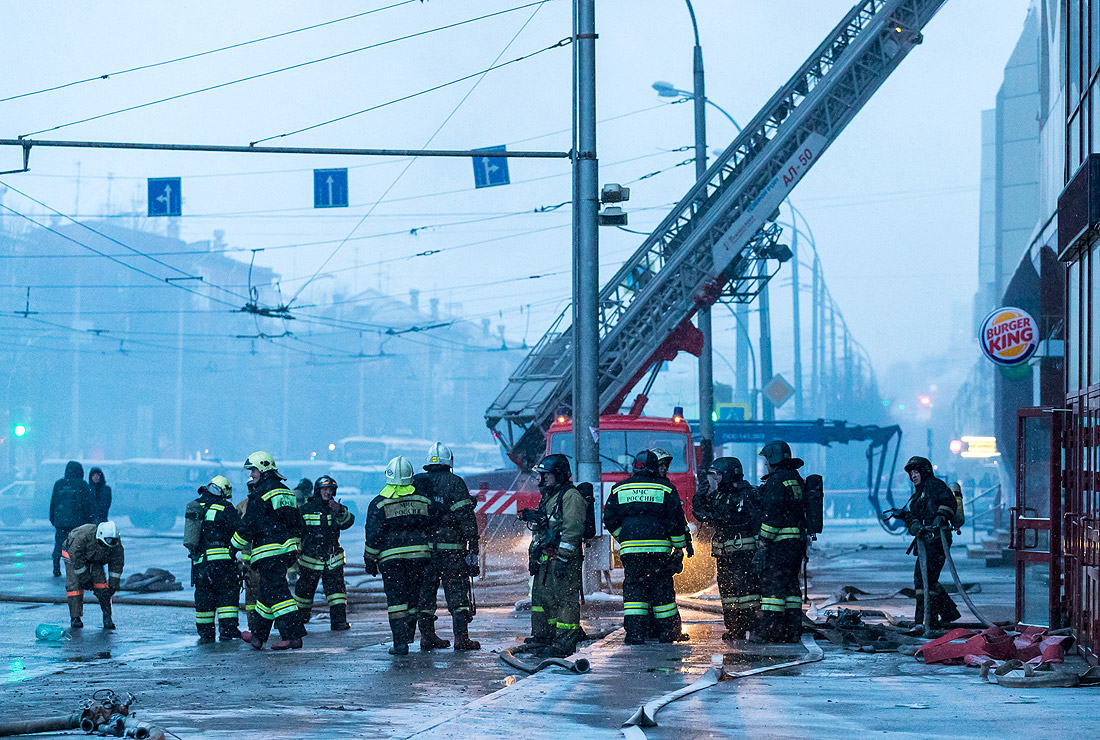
[0,712,84,736]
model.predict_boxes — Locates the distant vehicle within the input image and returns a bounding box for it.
[0,480,35,526]
[335,436,434,466]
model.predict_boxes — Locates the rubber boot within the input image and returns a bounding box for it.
[452,617,480,651]
[68,595,84,629]
[418,618,450,651]
[330,604,350,632]
[271,637,303,650]
[389,618,411,655]
[657,613,689,643]
[623,614,647,645]
[98,593,115,630]
[219,619,241,641]
[782,610,802,644]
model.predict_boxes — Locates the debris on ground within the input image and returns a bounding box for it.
[813,609,924,653]
[916,625,1074,667]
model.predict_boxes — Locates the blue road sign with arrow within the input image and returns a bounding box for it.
[472,145,510,189]
[314,168,349,208]
[147,177,182,217]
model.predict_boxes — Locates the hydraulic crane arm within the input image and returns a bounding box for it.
[486,0,948,468]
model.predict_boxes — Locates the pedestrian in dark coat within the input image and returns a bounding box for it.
[88,467,112,524]
[49,461,92,577]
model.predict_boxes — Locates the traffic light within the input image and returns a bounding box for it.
[13,424,26,438]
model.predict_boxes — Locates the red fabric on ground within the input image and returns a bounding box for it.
[916,625,1073,666]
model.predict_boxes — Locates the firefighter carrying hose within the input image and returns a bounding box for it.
[184,475,242,643]
[890,456,961,631]
[604,449,692,644]
[231,451,306,651]
[364,456,433,656]
[693,457,761,641]
[63,521,124,630]
[294,475,353,631]
[414,442,481,652]
[751,440,806,644]
[522,454,587,657]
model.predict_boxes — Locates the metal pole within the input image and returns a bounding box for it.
[811,256,820,416]
[687,0,714,474]
[759,285,774,421]
[574,0,604,591]
[790,228,804,419]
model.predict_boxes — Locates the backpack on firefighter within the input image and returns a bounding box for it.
[803,474,824,539]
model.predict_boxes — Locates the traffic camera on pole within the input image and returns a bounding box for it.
[598,183,630,227]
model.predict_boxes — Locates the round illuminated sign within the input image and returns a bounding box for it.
[979,307,1038,366]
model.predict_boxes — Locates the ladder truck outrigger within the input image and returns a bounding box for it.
[471,0,948,589]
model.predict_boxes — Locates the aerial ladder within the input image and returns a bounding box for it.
[486,0,948,469]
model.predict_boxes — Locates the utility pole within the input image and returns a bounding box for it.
[574,0,604,591]
[790,228,803,419]
[685,0,714,474]
[759,285,774,421]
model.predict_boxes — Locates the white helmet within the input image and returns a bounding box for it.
[386,456,415,486]
[96,521,121,548]
[425,442,453,469]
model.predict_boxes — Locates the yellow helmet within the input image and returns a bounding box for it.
[243,451,278,473]
[208,475,232,498]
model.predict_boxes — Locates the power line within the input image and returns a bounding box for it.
[0,1,419,105]
[285,1,554,307]
[20,1,553,138]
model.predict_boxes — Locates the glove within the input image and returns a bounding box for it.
[671,549,685,575]
[751,545,767,574]
[465,550,480,578]
[364,559,378,577]
[931,515,947,529]
[907,521,922,537]
[685,541,695,559]
[105,586,117,599]
[553,557,569,580]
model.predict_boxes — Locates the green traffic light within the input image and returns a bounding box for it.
[13,425,26,437]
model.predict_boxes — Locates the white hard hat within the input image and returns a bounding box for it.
[386,456,415,486]
[425,442,453,469]
[96,521,121,547]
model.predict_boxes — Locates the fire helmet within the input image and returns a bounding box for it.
[532,454,572,481]
[633,449,660,475]
[96,521,121,548]
[314,475,338,494]
[243,451,278,473]
[651,448,673,467]
[426,442,454,469]
[759,440,793,466]
[709,457,744,482]
[904,456,933,477]
[386,456,415,486]
[207,475,233,498]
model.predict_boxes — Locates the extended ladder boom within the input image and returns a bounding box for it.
[487,0,947,468]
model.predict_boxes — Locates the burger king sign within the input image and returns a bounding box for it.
[980,307,1038,366]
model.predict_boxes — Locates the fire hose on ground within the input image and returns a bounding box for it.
[914,526,996,633]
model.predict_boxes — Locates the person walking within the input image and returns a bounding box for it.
[88,467,112,525]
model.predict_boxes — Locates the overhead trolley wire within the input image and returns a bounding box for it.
[19,1,553,138]
[284,0,554,307]
[0,1,419,105]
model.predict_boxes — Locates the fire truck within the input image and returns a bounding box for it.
[470,0,947,590]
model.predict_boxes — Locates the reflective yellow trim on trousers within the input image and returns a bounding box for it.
[623,601,649,617]
[251,538,302,561]
[759,523,801,542]
[433,543,465,550]
[669,535,688,548]
[619,539,672,555]
[216,606,238,618]
[531,606,545,613]
[195,611,215,624]
[379,545,431,562]
[555,622,579,630]
[652,603,678,619]
[326,592,347,605]
[760,597,785,612]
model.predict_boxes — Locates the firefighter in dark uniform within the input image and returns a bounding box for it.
[231,451,306,651]
[294,475,353,631]
[693,457,761,641]
[185,475,242,643]
[415,442,481,651]
[897,456,961,630]
[752,440,806,644]
[364,456,433,655]
[524,454,587,657]
[63,521,124,630]
[604,450,692,644]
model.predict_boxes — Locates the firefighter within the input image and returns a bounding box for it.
[364,456,433,656]
[234,496,260,634]
[751,440,806,644]
[231,452,306,651]
[693,457,761,641]
[523,454,587,657]
[899,456,961,630]
[414,443,481,651]
[63,521,124,630]
[184,475,242,644]
[294,475,353,631]
[604,450,691,644]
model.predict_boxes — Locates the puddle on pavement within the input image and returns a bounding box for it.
[66,651,112,662]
